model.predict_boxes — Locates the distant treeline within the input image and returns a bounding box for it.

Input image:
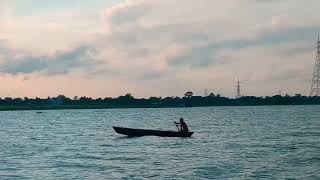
[0,92,319,111]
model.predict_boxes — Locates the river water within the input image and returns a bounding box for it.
[0,106,319,179]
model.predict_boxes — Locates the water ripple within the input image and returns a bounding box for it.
[0,106,319,179]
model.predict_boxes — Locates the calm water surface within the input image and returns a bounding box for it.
[0,106,319,179]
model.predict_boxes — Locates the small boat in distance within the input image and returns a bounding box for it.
[113,126,194,137]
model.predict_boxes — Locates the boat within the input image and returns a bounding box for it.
[113,126,194,137]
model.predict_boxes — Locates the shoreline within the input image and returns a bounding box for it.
[1,104,319,112]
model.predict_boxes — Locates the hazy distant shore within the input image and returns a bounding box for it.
[1,104,320,112]
[0,93,319,111]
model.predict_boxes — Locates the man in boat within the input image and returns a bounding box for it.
[174,118,189,133]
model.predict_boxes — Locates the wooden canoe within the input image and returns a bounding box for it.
[113,126,194,137]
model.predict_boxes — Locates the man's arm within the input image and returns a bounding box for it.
[174,121,181,131]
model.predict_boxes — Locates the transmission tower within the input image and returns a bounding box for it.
[236,77,241,98]
[310,36,320,96]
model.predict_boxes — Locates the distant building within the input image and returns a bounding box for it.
[48,95,65,105]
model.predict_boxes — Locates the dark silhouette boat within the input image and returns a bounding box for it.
[113,126,194,137]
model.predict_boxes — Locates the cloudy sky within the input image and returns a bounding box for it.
[0,0,319,98]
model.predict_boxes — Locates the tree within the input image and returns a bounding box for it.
[184,91,193,98]
[117,93,135,105]
[125,93,133,98]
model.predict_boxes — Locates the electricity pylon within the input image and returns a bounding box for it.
[236,77,241,98]
[310,36,320,96]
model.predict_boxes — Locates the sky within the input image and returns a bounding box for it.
[0,0,319,98]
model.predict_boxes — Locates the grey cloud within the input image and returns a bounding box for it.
[277,46,313,57]
[251,0,290,3]
[253,26,319,46]
[110,6,151,27]
[168,25,320,68]
[0,46,100,75]
[103,0,320,72]
[168,46,215,68]
[106,1,154,29]
[2,57,47,74]
[138,70,171,81]
[45,46,98,75]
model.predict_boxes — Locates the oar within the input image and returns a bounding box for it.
[174,122,181,132]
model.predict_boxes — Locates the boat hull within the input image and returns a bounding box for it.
[113,126,194,137]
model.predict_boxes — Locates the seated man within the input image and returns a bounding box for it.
[174,118,189,132]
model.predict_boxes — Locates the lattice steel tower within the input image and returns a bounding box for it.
[236,77,241,98]
[310,36,320,96]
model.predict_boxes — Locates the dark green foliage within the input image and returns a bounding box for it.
[0,93,319,111]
